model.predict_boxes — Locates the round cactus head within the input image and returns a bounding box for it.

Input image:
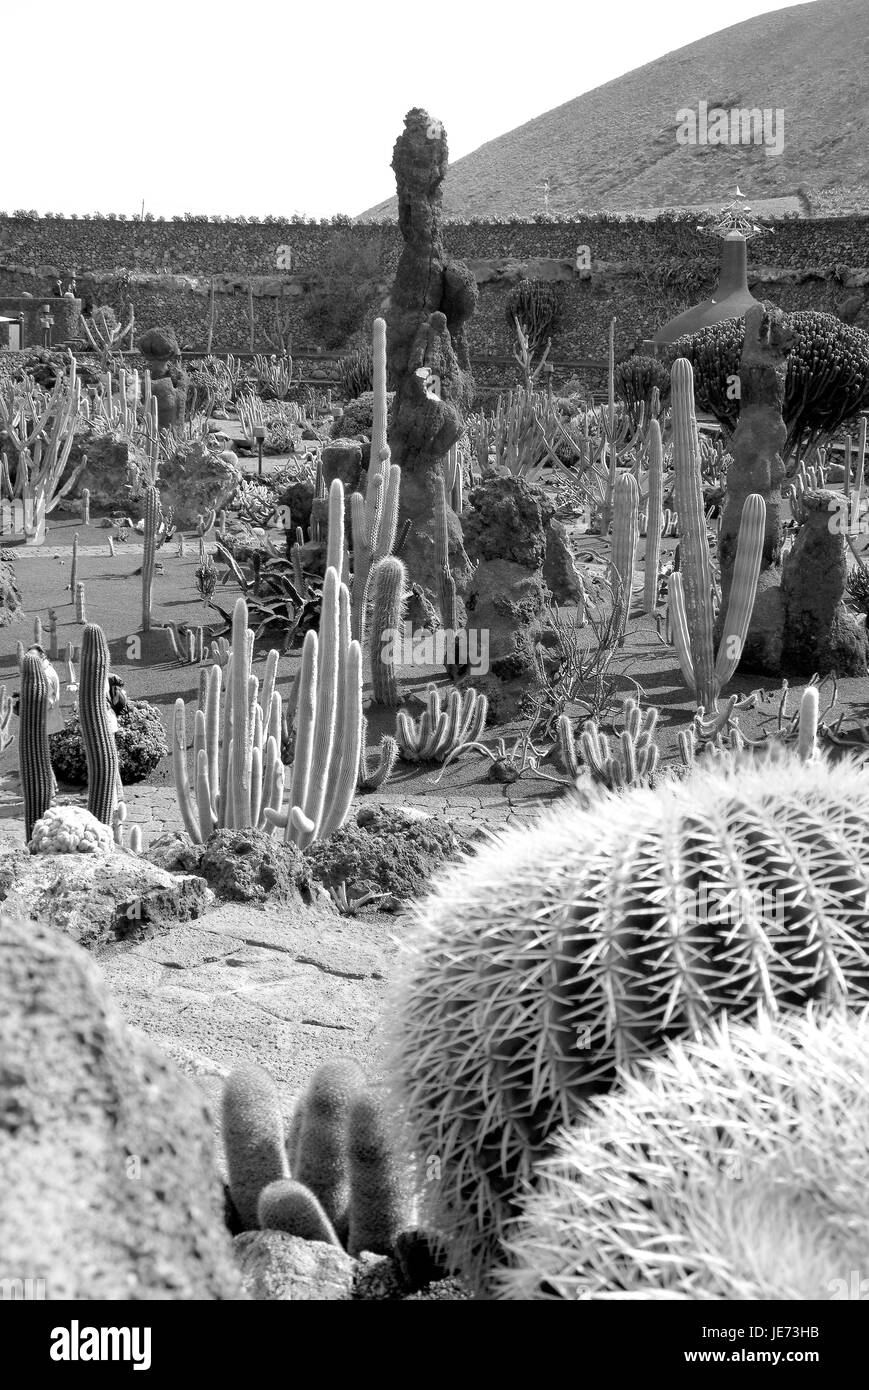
[497,1010,869,1300]
[386,754,869,1293]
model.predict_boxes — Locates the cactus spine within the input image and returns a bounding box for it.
[19,652,53,841]
[78,623,120,824]
[643,418,663,613]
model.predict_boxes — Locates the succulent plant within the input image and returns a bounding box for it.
[222,1063,289,1231]
[257,1179,340,1245]
[387,754,869,1294]
[498,1010,869,1300]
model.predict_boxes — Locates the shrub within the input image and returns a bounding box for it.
[50,699,168,785]
[614,354,671,428]
[337,344,374,400]
[331,390,394,442]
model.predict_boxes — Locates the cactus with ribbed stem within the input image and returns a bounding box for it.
[78,623,120,824]
[387,754,869,1294]
[608,470,639,639]
[222,1063,289,1231]
[669,492,765,710]
[643,419,664,612]
[358,718,399,791]
[81,488,90,525]
[264,572,363,848]
[69,532,79,602]
[350,461,401,645]
[370,556,406,707]
[366,317,389,532]
[171,616,284,844]
[498,1012,869,1301]
[292,1058,366,1245]
[257,1180,341,1245]
[434,472,461,673]
[396,684,487,763]
[19,653,53,840]
[75,583,87,624]
[141,484,160,633]
[578,697,660,789]
[0,684,14,753]
[346,1092,404,1257]
[48,609,57,660]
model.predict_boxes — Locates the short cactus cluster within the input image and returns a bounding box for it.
[221,1058,405,1258]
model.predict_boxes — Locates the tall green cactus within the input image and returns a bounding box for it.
[19,652,53,841]
[141,483,159,633]
[366,316,389,532]
[350,461,401,645]
[387,753,869,1294]
[609,471,639,639]
[79,623,120,824]
[370,555,406,707]
[643,418,664,613]
[669,357,764,710]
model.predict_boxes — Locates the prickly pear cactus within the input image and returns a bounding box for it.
[387,755,869,1294]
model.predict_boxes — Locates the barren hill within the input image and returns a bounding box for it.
[360,0,869,220]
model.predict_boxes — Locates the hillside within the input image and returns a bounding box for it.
[359,0,869,220]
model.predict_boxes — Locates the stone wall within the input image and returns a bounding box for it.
[1,214,868,388]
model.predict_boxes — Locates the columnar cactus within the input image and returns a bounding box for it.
[387,753,869,1294]
[350,461,401,645]
[358,718,399,791]
[346,1092,404,1257]
[498,1012,869,1301]
[141,484,159,633]
[223,1064,289,1230]
[367,316,389,520]
[19,652,53,841]
[172,609,283,844]
[69,531,79,603]
[78,623,120,824]
[293,1059,366,1244]
[608,470,639,639]
[257,1180,340,1245]
[369,556,406,707]
[643,419,664,613]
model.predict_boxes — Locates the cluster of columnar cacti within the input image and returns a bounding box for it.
[222,1059,405,1256]
[387,754,869,1294]
[350,458,401,646]
[78,623,121,824]
[0,354,85,522]
[559,697,660,789]
[19,653,54,841]
[498,1011,869,1300]
[172,601,284,843]
[668,358,764,711]
[395,684,487,763]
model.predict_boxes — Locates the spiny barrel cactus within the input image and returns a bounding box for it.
[498,1011,869,1301]
[386,755,869,1294]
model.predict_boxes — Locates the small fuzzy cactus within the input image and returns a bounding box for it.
[387,753,869,1294]
[498,1011,869,1301]
[257,1179,341,1246]
[222,1063,289,1231]
[292,1058,366,1245]
[346,1092,405,1257]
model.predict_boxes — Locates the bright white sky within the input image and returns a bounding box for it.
[5,0,812,219]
